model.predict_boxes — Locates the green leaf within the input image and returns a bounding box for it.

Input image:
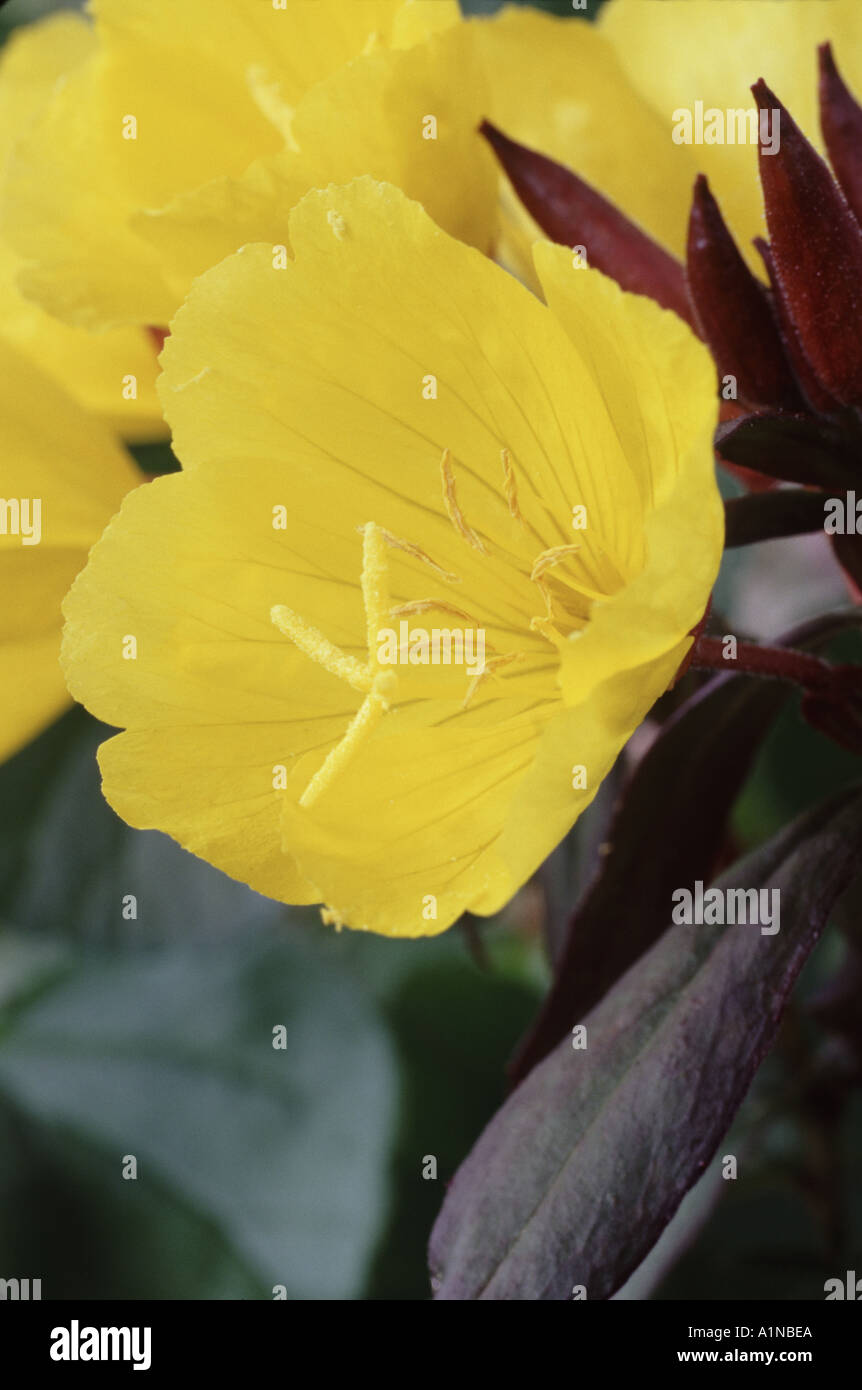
[0,925,397,1299]
[428,786,862,1300]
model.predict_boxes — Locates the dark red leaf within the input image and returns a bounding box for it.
[715,409,858,490]
[430,788,862,1300]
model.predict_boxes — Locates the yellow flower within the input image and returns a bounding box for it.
[0,339,140,761]
[0,14,163,440]
[0,0,495,334]
[475,0,862,275]
[61,180,722,937]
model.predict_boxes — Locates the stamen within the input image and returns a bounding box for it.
[500,448,524,523]
[530,614,567,648]
[300,688,389,807]
[534,574,554,618]
[371,525,460,584]
[390,598,476,622]
[321,905,345,932]
[530,544,582,583]
[270,604,372,693]
[461,652,525,710]
[440,447,488,555]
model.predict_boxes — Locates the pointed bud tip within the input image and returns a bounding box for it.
[479,119,510,156]
[751,78,779,111]
[818,41,836,77]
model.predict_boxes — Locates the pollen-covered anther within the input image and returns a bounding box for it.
[461,652,525,710]
[530,544,582,583]
[440,447,488,555]
[500,447,525,524]
[529,613,566,648]
[368,524,461,584]
[390,598,476,622]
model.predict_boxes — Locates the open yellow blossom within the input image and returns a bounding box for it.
[61,180,722,937]
[0,340,141,761]
[0,13,162,439]
[1,0,494,334]
[475,0,862,276]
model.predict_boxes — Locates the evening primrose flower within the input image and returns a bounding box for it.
[0,339,140,761]
[0,13,162,439]
[0,0,494,334]
[61,179,722,937]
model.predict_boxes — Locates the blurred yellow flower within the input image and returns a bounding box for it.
[0,340,140,760]
[0,13,163,440]
[62,180,722,936]
[475,0,862,276]
[0,0,495,334]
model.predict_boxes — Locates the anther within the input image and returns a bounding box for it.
[530,544,582,583]
[500,448,525,523]
[367,524,460,584]
[461,652,525,710]
[440,448,488,555]
[390,598,476,622]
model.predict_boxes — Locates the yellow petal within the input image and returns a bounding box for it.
[0,632,71,766]
[0,243,164,441]
[136,20,496,303]
[1,49,174,328]
[0,14,164,435]
[533,244,723,697]
[0,340,141,760]
[0,10,94,170]
[2,0,492,330]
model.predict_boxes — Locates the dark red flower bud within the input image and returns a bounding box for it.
[754,237,841,415]
[480,120,695,329]
[753,78,862,407]
[819,43,862,228]
[686,175,802,410]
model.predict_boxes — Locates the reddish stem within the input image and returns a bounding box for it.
[691,635,834,690]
